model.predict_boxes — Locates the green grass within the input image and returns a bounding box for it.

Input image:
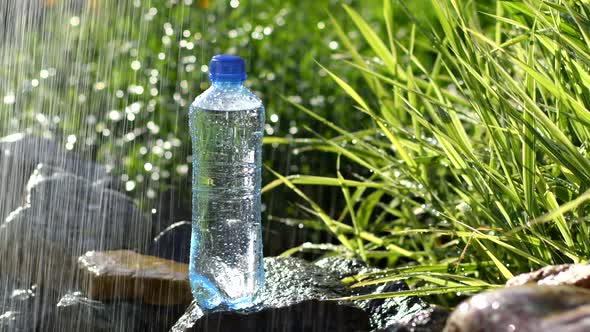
[266,0,590,304]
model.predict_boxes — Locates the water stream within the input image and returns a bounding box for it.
[0,1,235,330]
[0,0,346,330]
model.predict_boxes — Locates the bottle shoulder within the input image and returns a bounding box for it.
[191,85,263,111]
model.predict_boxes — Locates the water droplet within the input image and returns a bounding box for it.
[3,95,15,105]
[69,16,80,27]
[125,181,136,191]
[131,60,141,71]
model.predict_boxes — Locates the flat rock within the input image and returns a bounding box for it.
[444,285,590,332]
[507,264,590,288]
[78,250,192,306]
[0,164,150,289]
[170,256,371,332]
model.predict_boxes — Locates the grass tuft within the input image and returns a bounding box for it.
[268,0,590,302]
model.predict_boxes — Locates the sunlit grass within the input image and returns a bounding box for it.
[266,0,590,302]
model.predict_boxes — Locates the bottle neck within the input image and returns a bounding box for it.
[211,79,244,88]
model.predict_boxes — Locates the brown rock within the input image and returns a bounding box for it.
[444,285,590,332]
[78,250,192,306]
[507,264,590,288]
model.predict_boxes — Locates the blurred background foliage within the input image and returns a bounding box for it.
[0,0,434,199]
[0,0,438,253]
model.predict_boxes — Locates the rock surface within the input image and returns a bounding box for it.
[172,256,448,332]
[507,264,590,288]
[395,306,451,332]
[315,256,449,332]
[0,282,55,332]
[0,164,150,289]
[0,133,108,221]
[314,256,370,279]
[444,285,590,332]
[0,134,187,331]
[47,291,185,332]
[78,250,192,305]
[171,257,371,332]
[354,280,441,332]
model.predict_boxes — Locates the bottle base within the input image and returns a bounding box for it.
[190,274,258,312]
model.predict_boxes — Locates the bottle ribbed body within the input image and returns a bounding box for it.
[188,81,264,310]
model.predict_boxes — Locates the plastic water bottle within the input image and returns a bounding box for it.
[188,55,265,310]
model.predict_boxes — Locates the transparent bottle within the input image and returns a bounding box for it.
[188,55,265,310]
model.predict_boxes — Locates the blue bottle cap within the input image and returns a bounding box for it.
[209,54,247,82]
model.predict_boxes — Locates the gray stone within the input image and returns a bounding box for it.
[255,256,350,307]
[315,256,448,332]
[47,291,185,332]
[170,257,371,332]
[444,285,590,332]
[392,305,450,332]
[171,256,448,332]
[314,256,370,279]
[0,282,58,332]
[0,283,185,332]
[0,164,150,289]
[0,133,109,222]
[507,264,590,289]
[354,280,430,332]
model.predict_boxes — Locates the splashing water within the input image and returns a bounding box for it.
[0,0,221,330]
[0,0,350,329]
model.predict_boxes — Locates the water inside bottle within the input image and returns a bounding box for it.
[189,106,264,310]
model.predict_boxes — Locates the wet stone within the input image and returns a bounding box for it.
[170,256,371,332]
[255,256,350,307]
[507,263,590,289]
[0,133,109,221]
[314,256,448,332]
[353,280,431,332]
[78,250,193,306]
[0,164,150,290]
[444,285,590,332]
[172,256,448,332]
[393,305,451,332]
[47,291,185,332]
[0,281,59,332]
[314,256,370,279]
